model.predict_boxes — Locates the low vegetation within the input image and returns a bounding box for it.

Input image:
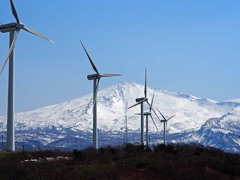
[0,144,240,179]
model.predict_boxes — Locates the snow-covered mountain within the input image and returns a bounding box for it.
[0,82,239,153]
[193,105,240,153]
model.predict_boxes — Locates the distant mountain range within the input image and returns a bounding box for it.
[0,82,239,153]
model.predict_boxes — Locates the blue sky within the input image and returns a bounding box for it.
[0,0,240,114]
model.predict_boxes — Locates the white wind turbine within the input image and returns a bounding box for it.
[0,0,53,151]
[80,41,122,149]
[157,109,175,145]
[128,69,161,145]
[135,93,158,146]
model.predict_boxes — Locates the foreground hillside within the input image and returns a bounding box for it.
[0,144,240,179]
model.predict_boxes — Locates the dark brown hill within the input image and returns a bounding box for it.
[0,144,240,179]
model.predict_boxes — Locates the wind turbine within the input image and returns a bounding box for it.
[135,93,158,146]
[128,69,147,144]
[157,109,175,145]
[128,69,161,145]
[80,41,121,149]
[0,0,53,151]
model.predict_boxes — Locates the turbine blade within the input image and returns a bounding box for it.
[10,0,20,23]
[167,115,175,121]
[144,68,147,98]
[150,114,158,131]
[135,113,142,115]
[22,26,54,43]
[149,93,155,112]
[101,73,122,77]
[146,101,162,122]
[79,41,99,75]
[157,108,167,121]
[128,98,146,109]
[0,30,19,76]
[127,102,142,109]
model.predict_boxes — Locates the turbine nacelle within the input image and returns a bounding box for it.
[135,112,151,116]
[136,97,147,102]
[144,112,151,116]
[87,74,101,80]
[0,22,21,32]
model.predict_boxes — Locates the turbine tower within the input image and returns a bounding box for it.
[124,115,128,144]
[80,41,121,149]
[0,0,52,151]
[157,109,175,145]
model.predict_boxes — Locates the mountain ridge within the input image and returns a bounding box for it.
[0,82,239,153]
